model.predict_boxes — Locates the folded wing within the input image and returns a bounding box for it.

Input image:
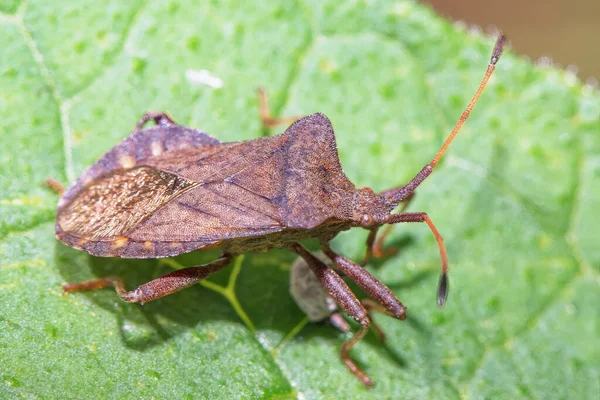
[56,114,356,258]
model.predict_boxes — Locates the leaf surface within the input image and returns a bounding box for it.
[1,1,598,398]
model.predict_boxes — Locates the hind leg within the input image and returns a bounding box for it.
[63,254,233,305]
[291,243,375,387]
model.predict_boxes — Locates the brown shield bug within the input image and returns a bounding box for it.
[54,35,506,386]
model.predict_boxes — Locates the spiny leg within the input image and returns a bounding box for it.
[322,244,406,321]
[63,254,233,305]
[314,302,387,343]
[385,212,449,306]
[363,192,415,265]
[382,34,506,204]
[290,243,374,387]
[257,88,302,128]
[135,111,177,131]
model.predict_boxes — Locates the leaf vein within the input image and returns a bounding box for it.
[16,3,75,182]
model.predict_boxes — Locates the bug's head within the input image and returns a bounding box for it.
[353,187,396,228]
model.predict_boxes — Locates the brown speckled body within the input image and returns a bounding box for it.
[56,113,392,259]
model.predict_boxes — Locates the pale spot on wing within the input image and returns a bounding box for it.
[151,141,164,156]
[112,236,129,249]
[120,155,136,169]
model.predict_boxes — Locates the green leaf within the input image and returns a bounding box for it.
[1,1,599,398]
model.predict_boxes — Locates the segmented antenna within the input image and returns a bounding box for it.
[386,33,507,205]
[430,34,506,168]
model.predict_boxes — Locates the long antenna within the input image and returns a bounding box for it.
[385,34,506,204]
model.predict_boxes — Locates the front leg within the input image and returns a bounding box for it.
[362,226,397,266]
[362,192,414,266]
[290,251,387,339]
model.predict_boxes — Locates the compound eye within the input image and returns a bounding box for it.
[361,214,375,227]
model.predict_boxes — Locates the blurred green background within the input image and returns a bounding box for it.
[426,0,600,81]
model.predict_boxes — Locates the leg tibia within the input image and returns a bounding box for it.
[341,318,373,387]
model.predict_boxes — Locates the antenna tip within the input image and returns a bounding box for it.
[437,272,449,307]
[490,33,507,65]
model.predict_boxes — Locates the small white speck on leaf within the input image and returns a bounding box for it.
[185,69,224,89]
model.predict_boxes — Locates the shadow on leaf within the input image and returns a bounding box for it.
[53,236,434,373]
